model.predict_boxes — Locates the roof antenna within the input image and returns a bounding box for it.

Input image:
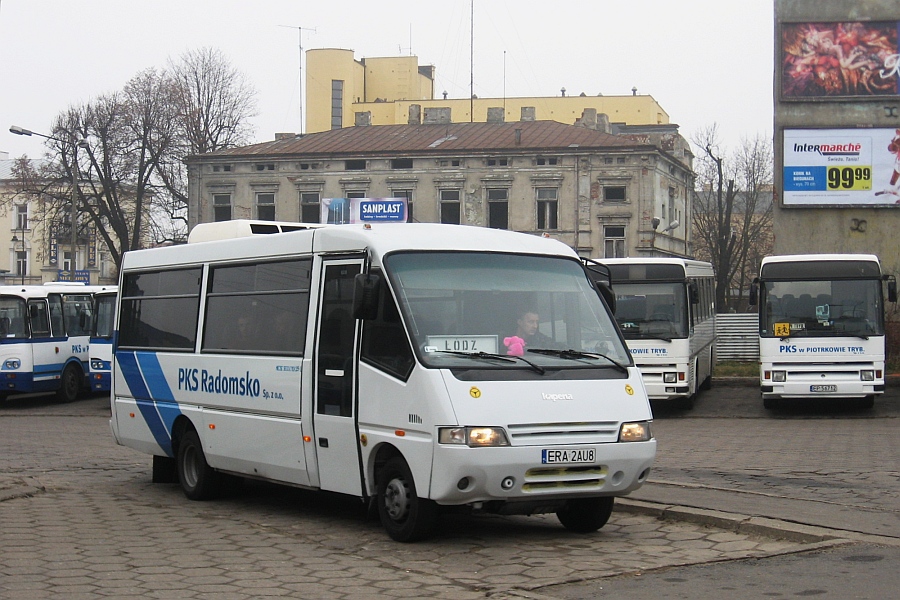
[279,24,316,134]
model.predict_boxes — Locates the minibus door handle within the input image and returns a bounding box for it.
[318,437,329,448]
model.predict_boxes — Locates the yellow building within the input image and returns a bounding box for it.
[306,48,670,133]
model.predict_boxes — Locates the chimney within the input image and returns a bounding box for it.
[515,129,522,145]
[424,107,452,124]
[274,132,296,140]
[354,111,372,127]
[520,106,536,121]
[487,107,505,123]
[408,104,422,125]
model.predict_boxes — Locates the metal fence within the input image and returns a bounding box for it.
[715,313,759,362]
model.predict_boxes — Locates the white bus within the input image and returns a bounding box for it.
[601,258,716,409]
[0,283,101,402]
[89,287,118,393]
[751,254,897,409]
[110,221,656,542]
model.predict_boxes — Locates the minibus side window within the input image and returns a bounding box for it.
[361,271,414,380]
[28,300,52,338]
[119,268,202,351]
[48,295,65,337]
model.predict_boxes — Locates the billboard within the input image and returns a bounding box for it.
[783,128,900,206]
[781,21,899,98]
[319,197,408,224]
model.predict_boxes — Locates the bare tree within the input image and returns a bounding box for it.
[692,126,774,312]
[153,47,258,243]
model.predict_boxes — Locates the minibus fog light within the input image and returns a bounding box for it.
[860,370,875,381]
[772,370,786,383]
[663,372,677,383]
[439,426,510,447]
[619,421,652,442]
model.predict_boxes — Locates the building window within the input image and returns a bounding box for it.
[331,80,343,129]
[212,165,232,172]
[213,194,232,222]
[300,192,320,223]
[391,158,413,169]
[536,188,558,230]
[604,157,614,164]
[487,188,508,230]
[16,204,28,230]
[440,189,461,224]
[616,157,626,164]
[604,226,626,258]
[487,158,509,167]
[254,163,275,171]
[345,159,366,171]
[256,193,276,221]
[604,186,626,202]
[392,189,413,222]
[345,190,366,198]
[15,250,27,279]
[536,157,558,166]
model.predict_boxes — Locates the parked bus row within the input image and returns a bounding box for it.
[0,283,116,403]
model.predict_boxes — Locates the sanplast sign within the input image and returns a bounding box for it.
[320,198,408,224]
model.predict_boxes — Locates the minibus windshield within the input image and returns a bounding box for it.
[385,252,631,370]
[0,297,29,339]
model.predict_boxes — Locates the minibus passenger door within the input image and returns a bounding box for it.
[313,260,364,496]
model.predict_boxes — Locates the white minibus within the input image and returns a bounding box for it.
[0,283,102,402]
[110,221,656,541]
[601,258,716,409]
[751,254,897,409]
[89,287,118,393]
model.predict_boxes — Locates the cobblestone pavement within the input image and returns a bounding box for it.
[0,391,886,599]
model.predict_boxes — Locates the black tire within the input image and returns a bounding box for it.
[56,363,82,403]
[177,429,221,500]
[763,397,778,410]
[377,456,438,542]
[557,496,615,533]
[859,395,875,410]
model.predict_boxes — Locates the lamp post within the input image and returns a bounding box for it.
[10,125,84,282]
[10,229,25,285]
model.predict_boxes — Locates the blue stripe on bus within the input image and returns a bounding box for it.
[116,351,171,455]
[135,352,176,402]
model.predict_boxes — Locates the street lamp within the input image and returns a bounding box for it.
[10,125,86,282]
[10,230,25,285]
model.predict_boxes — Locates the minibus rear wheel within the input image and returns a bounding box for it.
[377,456,438,542]
[557,496,614,533]
[177,429,222,501]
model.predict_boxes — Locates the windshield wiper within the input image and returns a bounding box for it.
[527,348,629,374]
[434,351,546,375]
[631,332,672,342]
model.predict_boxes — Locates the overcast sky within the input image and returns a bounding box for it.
[1,0,774,160]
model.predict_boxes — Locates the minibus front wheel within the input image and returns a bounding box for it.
[376,456,438,542]
[557,496,614,533]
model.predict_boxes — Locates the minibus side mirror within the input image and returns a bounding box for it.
[352,273,381,320]
[748,281,758,307]
[888,279,897,303]
[596,282,616,315]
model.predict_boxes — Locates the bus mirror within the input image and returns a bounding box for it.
[352,273,381,320]
[689,282,700,304]
[596,282,616,314]
[888,279,897,303]
[748,283,758,307]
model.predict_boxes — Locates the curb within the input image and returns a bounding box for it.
[616,497,849,545]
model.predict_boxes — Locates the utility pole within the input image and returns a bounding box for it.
[280,25,316,135]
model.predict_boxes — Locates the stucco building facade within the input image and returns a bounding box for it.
[186,113,694,259]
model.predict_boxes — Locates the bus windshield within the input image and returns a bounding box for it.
[760,278,884,337]
[385,252,631,370]
[0,296,29,339]
[612,282,688,340]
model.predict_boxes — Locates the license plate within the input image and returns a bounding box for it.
[542,448,595,464]
[810,384,837,392]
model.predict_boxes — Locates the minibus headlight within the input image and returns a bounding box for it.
[90,359,103,370]
[619,421,652,442]
[4,359,21,369]
[439,427,510,447]
[772,370,786,383]
[663,372,677,383]
[860,370,875,381]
